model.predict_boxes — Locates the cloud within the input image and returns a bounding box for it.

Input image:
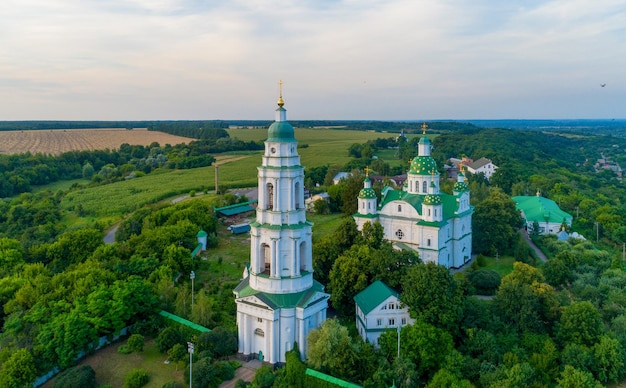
[0,0,624,119]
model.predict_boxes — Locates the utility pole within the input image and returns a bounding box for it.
[187,342,194,388]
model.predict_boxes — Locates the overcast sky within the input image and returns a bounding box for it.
[1,0,625,120]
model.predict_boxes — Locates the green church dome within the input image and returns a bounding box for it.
[454,181,469,192]
[423,193,442,205]
[359,187,377,199]
[409,156,438,175]
[267,120,295,142]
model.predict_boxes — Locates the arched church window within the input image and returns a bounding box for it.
[266,183,274,210]
[295,182,301,209]
[398,204,402,212]
[415,181,418,192]
[423,181,427,193]
[262,243,271,274]
[434,209,437,217]
[395,229,404,240]
[299,242,306,272]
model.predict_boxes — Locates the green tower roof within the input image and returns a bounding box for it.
[359,187,377,199]
[408,156,437,175]
[267,120,296,142]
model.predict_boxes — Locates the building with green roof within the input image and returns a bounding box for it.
[513,192,573,235]
[354,280,414,346]
[233,89,329,365]
[354,124,473,268]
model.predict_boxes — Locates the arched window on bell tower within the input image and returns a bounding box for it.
[295,182,301,209]
[422,181,427,193]
[266,183,274,210]
[261,243,271,274]
[299,241,307,272]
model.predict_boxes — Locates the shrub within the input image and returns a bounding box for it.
[127,334,145,352]
[467,270,501,295]
[118,344,133,354]
[52,365,97,388]
[124,369,149,388]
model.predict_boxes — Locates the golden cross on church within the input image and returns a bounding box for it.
[277,80,285,107]
[422,122,428,135]
[365,166,370,177]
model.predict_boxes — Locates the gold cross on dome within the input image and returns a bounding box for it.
[365,166,370,177]
[422,122,428,135]
[277,80,285,106]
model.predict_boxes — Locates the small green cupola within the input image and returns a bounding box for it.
[267,81,296,142]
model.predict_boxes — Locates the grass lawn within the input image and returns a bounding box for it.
[43,339,184,388]
[478,255,515,277]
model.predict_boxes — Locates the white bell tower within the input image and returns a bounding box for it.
[234,83,329,364]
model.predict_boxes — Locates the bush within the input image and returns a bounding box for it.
[162,381,182,388]
[52,365,97,388]
[476,254,486,267]
[467,270,501,295]
[156,327,183,353]
[127,334,145,352]
[118,344,133,354]
[124,369,149,388]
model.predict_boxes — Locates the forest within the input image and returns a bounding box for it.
[0,123,625,387]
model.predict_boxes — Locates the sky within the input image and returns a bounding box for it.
[1,0,625,121]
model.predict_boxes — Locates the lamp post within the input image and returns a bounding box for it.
[187,342,194,388]
[190,271,195,310]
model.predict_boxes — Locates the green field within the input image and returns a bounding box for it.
[60,128,384,221]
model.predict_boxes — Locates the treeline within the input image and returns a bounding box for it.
[147,121,229,139]
[0,140,223,197]
[229,119,478,133]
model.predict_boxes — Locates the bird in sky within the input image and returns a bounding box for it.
[600,83,606,87]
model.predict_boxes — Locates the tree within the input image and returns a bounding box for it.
[124,368,149,388]
[379,321,454,381]
[556,365,603,388]
[0,348,37,388]
[557,301,603,347]
[307,319,358,382]
[329,245,371,316]
[493,262,559,333]
[401,262,463,333]
[167,343,187,371]
[592,335,625,384]
[472,187,523,255]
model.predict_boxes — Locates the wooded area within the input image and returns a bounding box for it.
[0,122,625,387]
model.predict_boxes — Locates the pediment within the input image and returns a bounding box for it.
[237,294,273,310]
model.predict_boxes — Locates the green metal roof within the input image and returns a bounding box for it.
[359,187,377,199]
[305,368,362,388]
[453,181,469,192]
[353,280,399,315]
[423,193,441,205]
[196,230,208,237]
[214,200,258,216]
[267,120,296,142]
[234,277,327,309]
[379,189,460,220]
[512,195,572,224]
[408,156,437,175]
[159,310,211,333]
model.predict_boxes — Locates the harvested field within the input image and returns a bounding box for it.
[0,128,193,155]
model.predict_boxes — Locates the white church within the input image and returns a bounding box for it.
[353,125,474,268]
[233,89,329,364]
